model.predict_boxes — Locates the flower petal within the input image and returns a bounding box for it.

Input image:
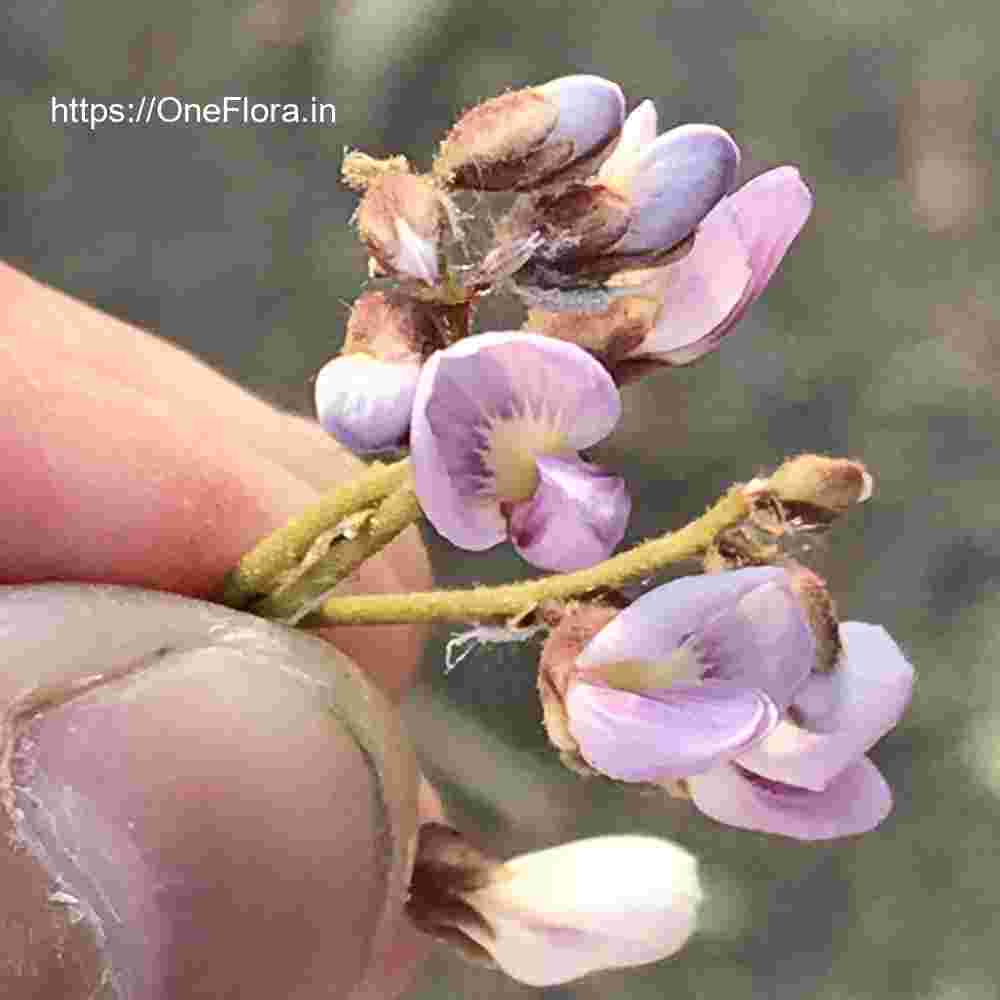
[635,199,753,362]
[463,835,701,986]
[738,622,914,790]
[538,74,626,167]
[729,165,813,300]
[567,680,778,782]
[410,349,507,549]
[598,99,659,185]
[704,165,813,343]
[692,575,815,709]
[577,566,787,670]
[509,455,630,571]
[613,124,740,255]
[688,756,893,840]
[314,354,421,454]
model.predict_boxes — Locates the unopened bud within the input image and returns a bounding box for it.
[601,122,740,257]
[355,172,445,284]
[314,353,421,455]
[343,290,446,361]
[434,75,625,191]
[408,823,702,986]
[752,454,873,519]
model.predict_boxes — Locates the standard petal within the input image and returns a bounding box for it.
[410,349,506,549]
[598,99,659,185]
[463,835,701,986]
[314,354,421,454]
[688,757,893,840]
[509,455,630,571]
[634,198,752,362]
[428,331,621,450]
[567,680,778,782]
[613,124,740,254]
[738,622,915,790]
[692,575,815,709]
[577,566,786,670]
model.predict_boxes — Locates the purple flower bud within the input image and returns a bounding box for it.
[434,75,625,191]
[539,568,818,782]
[409,332,628,569]
[314,353,421,454]
[603,121,741,257]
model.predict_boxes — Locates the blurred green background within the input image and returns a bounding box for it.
[3,0,998,997]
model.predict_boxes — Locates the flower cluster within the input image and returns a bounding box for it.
[317,74,813,573]
[252,72,915,987]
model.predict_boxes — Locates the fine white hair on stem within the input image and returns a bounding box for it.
[445,622,547,673]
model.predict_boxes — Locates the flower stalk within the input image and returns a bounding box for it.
[247,482,424,624]
[219,458,412,608]
[309,484,750,627]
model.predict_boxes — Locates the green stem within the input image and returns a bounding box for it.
[312,486,750,626]
[220,458,411,609]
[249,484,424,622]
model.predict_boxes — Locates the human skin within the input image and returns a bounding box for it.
[0,262,435,998]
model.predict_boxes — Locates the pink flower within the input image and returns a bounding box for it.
[410,332,630,571]
[687,622,914,839]
[542,567,817,781]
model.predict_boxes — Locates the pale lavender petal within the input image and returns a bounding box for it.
[314,354,421,454]
[730,165,813,299]
[539,75,626,163]
[598,99,659,184]
[410,349,506,550]
[577,567,786,670]
[738,622,914,790]
[509,455,630,571]
[692,576,815,709]
[613,124,740,254]
[567,680,778,782]
[424,331,621,452]
[634,199,752,362]
[688,757,893,840]
[706,165,813,342]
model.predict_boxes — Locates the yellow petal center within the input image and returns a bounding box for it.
[480,403,570,504]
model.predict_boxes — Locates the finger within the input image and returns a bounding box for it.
[1,584,420,1000]
[0,263,431,697]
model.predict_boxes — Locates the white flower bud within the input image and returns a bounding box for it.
[314,353,421,454]
[440,834,703,986]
